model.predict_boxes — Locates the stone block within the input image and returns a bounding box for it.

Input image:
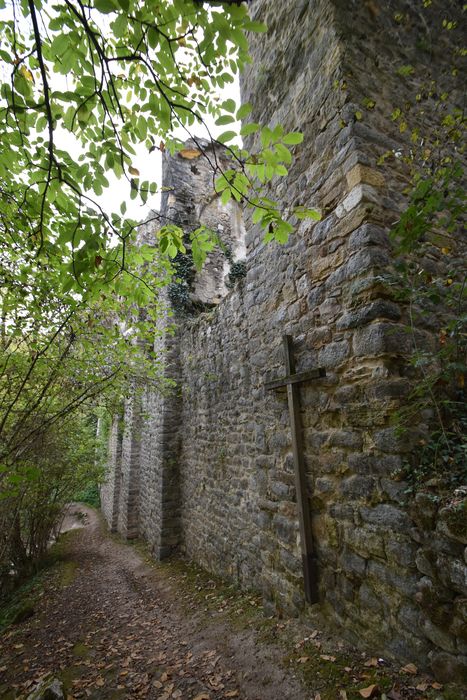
[372,427,412,453]
[408,492,439,531]
[329,503,357,521]
[359,581,383,613]
[397,604,421,633]
[348,223,388,249]
[328,430,363,450]
[348,452,402,476]
[385,539,417,569]
[422,618,456,653]
[337,300,401,330]
[340,475,376,499]
[437,555,467,596]
[273,514,297,546]
[368,559,418,597]
[344,525,385,558]
[346,164,386,189]
[415,548,437,578]
[353,323,413,358]
[340,547,367,577]
[415,575,455,609]
[380,479,409,505]
[437,503,467,545]
[429,650,467,684]
[280,547,301,577]
[270,479,291,499]
[335,184,379,218]
[360,504,412,532]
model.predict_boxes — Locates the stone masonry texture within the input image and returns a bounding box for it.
[101,0,467,683]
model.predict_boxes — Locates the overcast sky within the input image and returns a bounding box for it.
[96,75,241,220]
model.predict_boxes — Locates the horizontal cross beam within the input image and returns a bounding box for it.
[265,366,326,391]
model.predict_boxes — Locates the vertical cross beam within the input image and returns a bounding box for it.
[265,335,324,604]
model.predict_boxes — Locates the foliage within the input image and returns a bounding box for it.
[385,16,466,491]
[0,409,102,594]
[74,482,101,508]
[0,0,318,319]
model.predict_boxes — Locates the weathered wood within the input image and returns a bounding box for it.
[265,335,325,604]
[265,366,326,391]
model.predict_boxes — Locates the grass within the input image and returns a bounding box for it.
[0,530,80,633]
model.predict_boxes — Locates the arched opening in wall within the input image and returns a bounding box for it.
[162,138,247,311]
[193,194,246,305]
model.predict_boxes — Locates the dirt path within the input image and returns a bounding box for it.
[0,506,309,700]
[1,508,462,700]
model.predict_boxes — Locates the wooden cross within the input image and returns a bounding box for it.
[265,335,326,604]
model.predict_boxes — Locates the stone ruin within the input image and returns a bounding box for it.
[101,0,466,682]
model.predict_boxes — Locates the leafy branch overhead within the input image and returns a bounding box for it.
[0,0,319,316]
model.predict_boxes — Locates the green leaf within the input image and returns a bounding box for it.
[236,103,252,120]
[221,98,236,113]
[240,122,260,137]
[396,64,415,77]
[217,130,237,143]
[221,188,231,205]
[260,126,273,147]
[243,20,268,33]
[94,0,119,13]
[215,114,236,126]
[283,131,304,145]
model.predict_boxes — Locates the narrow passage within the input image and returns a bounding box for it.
[0,506,308,699]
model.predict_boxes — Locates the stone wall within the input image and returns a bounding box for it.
[100,416,122,533]
[101,0,466,682]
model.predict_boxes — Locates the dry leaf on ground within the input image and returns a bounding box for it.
[400,663,417,674]
[359,683,380,698]
[364,657,378,667]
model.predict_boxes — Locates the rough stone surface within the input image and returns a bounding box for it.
[101,0,467,683]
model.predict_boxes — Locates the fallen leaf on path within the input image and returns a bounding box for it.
[193,694,210,700]
[224,691,239,698]
[416,682,428,691]
[208,675,223,688]
[339,691,348,700]
[320,655,336,662]
[359,684,379,698]
[95,677,105,687]
[401,663,417,674]
[364,658,378,667]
